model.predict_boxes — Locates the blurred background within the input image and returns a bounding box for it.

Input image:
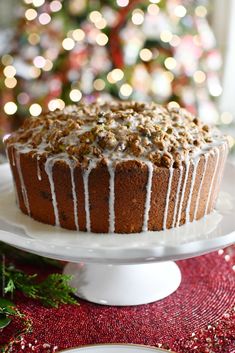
[0,0,234,158]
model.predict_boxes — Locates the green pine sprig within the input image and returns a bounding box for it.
[1,262,78,308]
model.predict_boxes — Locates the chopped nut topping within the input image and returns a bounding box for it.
[5,101,226,168]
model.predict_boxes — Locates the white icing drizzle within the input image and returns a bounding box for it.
[11,148,15,166]
[185,157,200,223]
[193,153,209,221]
[36,156,42,181]
[213,144,227,203]
[176,160,190,227]
[6,147,19,206]
[83,160,97,232]
[205,147,220,215]
[107,162,116,233]
[68,161,79,231]
[15,150,31,215]
[44,158,60,227]
[172,165,183,228]
[163,165,174,230]
[142,161,154,232]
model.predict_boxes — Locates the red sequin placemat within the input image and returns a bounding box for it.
[1,249,235,353]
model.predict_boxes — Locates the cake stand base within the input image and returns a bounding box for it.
[63,261,181,306]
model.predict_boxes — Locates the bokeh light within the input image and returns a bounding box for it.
[4,102,17,115]
[25,8,37,21]
[70,89,82,102]
[62,38,75,50]
[29,103,42,116]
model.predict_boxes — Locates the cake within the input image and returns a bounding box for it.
[4,101,228,233]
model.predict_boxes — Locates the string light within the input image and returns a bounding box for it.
[95,18,107,29]
[147,4,159,15]
[221,112,233,125]
[170,35,181,47]
[120,83,133,97]
[33,56,46,68]
[164,57,177,70]
[4,102,17,115]
[93,79,105,91]
[24,0,33,3]
[132,9,144,25]
[168,101,180,109]
[38,13,51,25]
[1,54,13,66]
[174,5,187,18]
[139,48,152,61]
[89,11,102,23]
[3,65,16,77]
[96,33,108,46]
[209,84,223,97]
[43,59,53,71]
[25,8,37,21]
[29,103,42,116]
[29,67,41,78]
[28,33,40,45]
[117,0,129,7]
[70,89,82,102]
[72,29,85,41]
[62,38,75,50]
[160,30,173,43]
[32,0,45,6]
[17,93,30,105]
[50,0,62,12]
[107,72,116,84]
[48,99,65,111]
[4,77,17,88]
[165,71,174,82]
[149,0,161,3]
[195,5,207,17]
[111,68,124,82]
[193,70,206,84]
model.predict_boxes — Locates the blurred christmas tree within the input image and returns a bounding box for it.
[0,0,234,153]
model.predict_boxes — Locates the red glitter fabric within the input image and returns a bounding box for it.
[1,249,235,353]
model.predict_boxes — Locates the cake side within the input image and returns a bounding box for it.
[6,141,228,233]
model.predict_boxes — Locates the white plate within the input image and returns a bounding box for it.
[59,344,173,353]
[0,163,234,264]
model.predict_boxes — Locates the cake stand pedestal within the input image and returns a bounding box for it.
[63,261,181,305]
[0,163,234,306]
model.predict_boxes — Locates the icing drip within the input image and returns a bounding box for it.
[6,147,19,206]
[142,161,154,232]
[83,161,96,232]
[176,160,190,227]
[185,157,200,223]
[163,166,174,230]
[68,161,79,231]
[12,148,15,166]
[107,162,116,233]
[44,158,60,227]
[213,144,227,204]
[15,150,31,215]
[172,165,183,228]
[193,153,209,221]
[36,156,42,181]
[205,147,220,215]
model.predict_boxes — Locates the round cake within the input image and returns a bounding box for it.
[4,101,228,233]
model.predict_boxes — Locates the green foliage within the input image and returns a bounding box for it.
[1,262,77,308]
[0,298,16,330]
[0,242,78,308]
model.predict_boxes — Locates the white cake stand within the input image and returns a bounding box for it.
[0,163,234,306]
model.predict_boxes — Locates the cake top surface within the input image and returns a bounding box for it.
[6,101,227,168]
